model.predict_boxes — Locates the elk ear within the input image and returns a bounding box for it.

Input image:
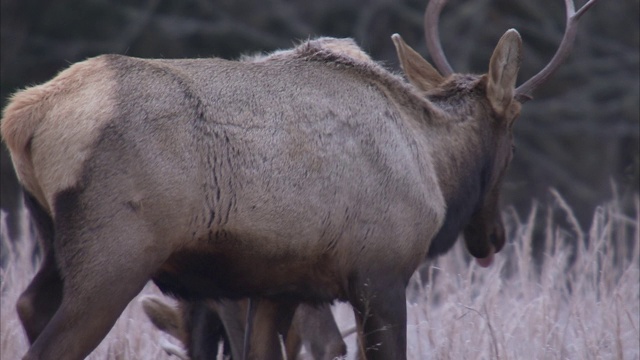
[392,34,444,91]
[487,29,522,117]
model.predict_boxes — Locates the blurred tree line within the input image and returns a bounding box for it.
[1,0,638,237]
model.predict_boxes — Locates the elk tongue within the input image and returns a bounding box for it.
[476,247,495,267]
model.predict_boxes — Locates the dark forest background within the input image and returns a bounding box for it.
[1,0,638,238]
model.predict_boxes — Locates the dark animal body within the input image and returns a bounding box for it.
[1,0,598,358]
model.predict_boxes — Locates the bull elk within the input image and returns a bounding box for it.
[1,0,599,359]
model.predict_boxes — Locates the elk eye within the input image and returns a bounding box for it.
[511,144,516,154]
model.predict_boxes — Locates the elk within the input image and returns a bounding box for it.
[140,296,347,360]
[1,0,598,359]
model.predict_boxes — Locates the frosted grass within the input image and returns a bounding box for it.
[2,194,638,359]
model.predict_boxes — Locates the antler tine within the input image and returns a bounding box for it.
[515,0,601,102]
[424,0,454,76]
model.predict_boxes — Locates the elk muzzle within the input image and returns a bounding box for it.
[463,216,505,267]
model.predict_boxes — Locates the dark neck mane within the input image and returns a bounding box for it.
[421,91,494,258]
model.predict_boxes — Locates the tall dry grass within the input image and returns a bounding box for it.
[1,193,638,359]
[402,193,639,360]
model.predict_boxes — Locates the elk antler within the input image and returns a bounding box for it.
[514,0,600,102]
[424,0,454,77]
[424,0,601,102]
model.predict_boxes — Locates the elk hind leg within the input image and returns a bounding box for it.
[183,300,228,359]
[16,249,62,344]
[23,195,166,360]
[16,192,62,344]
[244,298,298,360]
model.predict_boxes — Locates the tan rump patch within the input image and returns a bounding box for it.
[1,56,116,214]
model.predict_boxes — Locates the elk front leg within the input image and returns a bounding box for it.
[350,277,407,360]
[293,303,347,360]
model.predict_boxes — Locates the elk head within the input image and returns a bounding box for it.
[394,0,599,266]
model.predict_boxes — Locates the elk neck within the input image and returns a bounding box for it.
[419,95,496,257]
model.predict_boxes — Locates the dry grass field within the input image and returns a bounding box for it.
[1,192,638,359]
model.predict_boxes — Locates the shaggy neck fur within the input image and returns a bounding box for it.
[420,76,496,257]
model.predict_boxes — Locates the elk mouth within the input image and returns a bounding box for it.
[463,221,505,267]
[475,246,495,268]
